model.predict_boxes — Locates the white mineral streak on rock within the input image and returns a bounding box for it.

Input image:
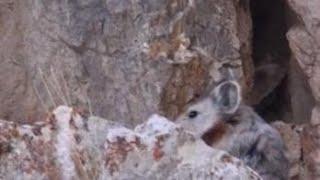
[53,106,76,180]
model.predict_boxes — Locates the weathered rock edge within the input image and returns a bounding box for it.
[0,106,261,180]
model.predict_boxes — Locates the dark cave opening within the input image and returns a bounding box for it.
[250,0,292,122]
[249,0,315,123]
[250,0,290,68]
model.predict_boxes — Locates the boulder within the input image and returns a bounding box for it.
[0,106,261,179]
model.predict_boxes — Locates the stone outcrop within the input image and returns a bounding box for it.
[0,106,261,179]
[285,0,320,179]
[272,121,304,180]
[272,121,320,180]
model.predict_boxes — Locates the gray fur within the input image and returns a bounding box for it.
[176,81,289,180]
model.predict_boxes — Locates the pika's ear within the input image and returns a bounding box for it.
[211,81,241,114]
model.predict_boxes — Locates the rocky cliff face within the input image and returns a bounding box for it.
[1,0,320,179]
[285,0,320,179]
[0,0,252,125]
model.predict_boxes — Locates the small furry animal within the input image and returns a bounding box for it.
[176,80,289,180]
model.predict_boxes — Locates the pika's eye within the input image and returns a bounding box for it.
[188,111,198,119]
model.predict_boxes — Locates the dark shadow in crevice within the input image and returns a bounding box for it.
[254,75,292,122]
[249,0,293,122]
[250,0,315,123]
[250,0,290,67]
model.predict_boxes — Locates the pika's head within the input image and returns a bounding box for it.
[176,80,241,138]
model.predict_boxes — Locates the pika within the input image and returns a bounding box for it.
[176,80,289,180]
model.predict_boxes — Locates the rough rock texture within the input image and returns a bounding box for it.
[0,106,261,179]
[300,124,320,180]
[286,0,320,179]
[273,121,320,180]
[1,0,320,179]
[0,0,252,124]
[272,121,304,180]
[0,106,119,179]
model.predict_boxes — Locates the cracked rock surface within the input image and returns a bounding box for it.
[0,0,251,124]
[0,106,261,179]
[1,0,320,179]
